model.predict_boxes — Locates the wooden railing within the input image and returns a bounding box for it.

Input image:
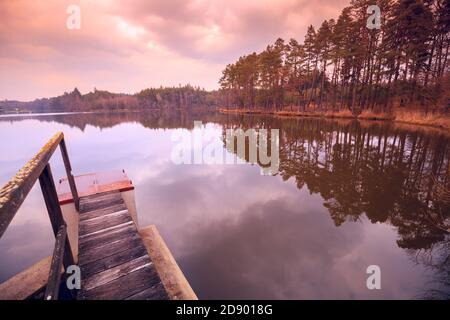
[0,132,79,300]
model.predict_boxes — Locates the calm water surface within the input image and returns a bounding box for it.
[0,111,448,299]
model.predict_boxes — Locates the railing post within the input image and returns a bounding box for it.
[59,137,79,211]
[44,224,67,300]
[39,164,75,268]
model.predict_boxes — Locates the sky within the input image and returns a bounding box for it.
[0,0,349,101]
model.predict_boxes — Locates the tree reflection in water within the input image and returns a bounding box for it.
[1,111,448,298]
[221,115,449,299]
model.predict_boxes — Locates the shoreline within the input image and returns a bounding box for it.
[218,108,450,131]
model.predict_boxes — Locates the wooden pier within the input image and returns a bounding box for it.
[78,191,167,300]
[0,132,196,300]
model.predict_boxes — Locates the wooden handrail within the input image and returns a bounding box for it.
[0,132,79,236]
[0,132,79,300]
[0,132,63,237]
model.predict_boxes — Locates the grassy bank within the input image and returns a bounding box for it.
[218,108,450,131]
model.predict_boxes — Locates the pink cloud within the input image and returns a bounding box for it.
[0,0,348,101]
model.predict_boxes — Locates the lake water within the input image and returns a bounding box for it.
[0,111,448,299]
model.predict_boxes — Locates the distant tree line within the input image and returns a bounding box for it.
[219,0,450,114]
[0,85,219,112]
[136,85,218,110]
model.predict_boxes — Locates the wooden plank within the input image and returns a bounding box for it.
[79,226,136,252]
[79,210,131,236]
[80,208,129,225]
[81,245,148,279]
[76,191,169,300]
[80,193,122,208]
[80,190,119,202]
[79,221,134,240]
[79,220,133,243]
[80,197,124,212]
[126,282,168,300]
[79,223,136,251]
[44,225,67,300]
[78,235,142,266]
[80,191,122,206]
[139,225,198,300]
[79,203,127,221]
[82,256,151,291]
[79,265,162,300]
[79,192,124,212]
[0,132,63,237]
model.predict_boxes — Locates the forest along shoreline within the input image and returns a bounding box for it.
[218,108,450,131]
[218,1,449,133]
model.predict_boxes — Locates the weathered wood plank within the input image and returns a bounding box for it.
[79,265,162,300]
[79,221,133,240]
[77,191,169,300]
[82,256,151,291]
[79,220,133,242]
[139,225,198,300]
[79,203,127,221]
[79,192,124,212]
[80,208,128,226]
[79,224,136,251]
[81,245,148,279]
[78,235,142,266]
[80,198,125,213]
[0,132,63,237]
[80,190,119,202]
[80,193,122,207]
[80,208,128,225]
[79,211,131,236]
[125,282,168,300]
